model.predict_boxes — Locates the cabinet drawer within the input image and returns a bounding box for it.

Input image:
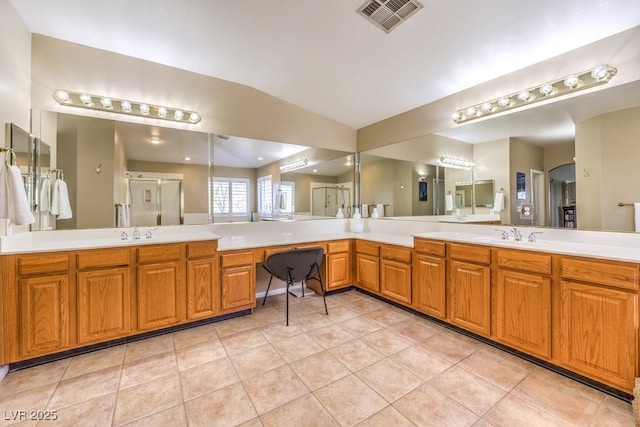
[328,240,350,254]
[264,243,326,260]
[356,240,379,256]
[137,244,183,264]
[381,245,411,263]
[561,257,638,290]
[414,239,445,257]
[496,249,551,275]
[77,248,130,270]
[187,241,218,259]
[18,253,70,276]
[448,243,490,265]
[220,251,255,268]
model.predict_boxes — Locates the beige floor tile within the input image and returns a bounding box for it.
[0,359,69,398]
[457,350,529,391]
[394,383,479,427]
[242,365,310,415]
[511,368,602,425]
[325,305,360,322]
[307,324,355,349]
[357,359,424,403]
[172,323,218,349]
[120,404,187,427]
[418,331,481,363]
[214,315,256,338]
[113,374,183,425]
[62,346,125,380]
[289,351,351,391]
[356,405,415,427]
[390,344,452,380]
[124,334,174,363]
[239,417,264,427]
[249,306,286,328]
[344,299,386,315]
[479,346,537,372]
[313,375,387,426]
[260,394,339,427]
[0,384,56,427]
[360,328,412,356]
[430,366,507,416]
[258,322,303,343]
[592,397,635,427]
[362,308,410,327]
[329,339,386,372]
[230,344,287,379]
[180,357,239,401]
[272,333,324,362]
[47,365,121,410]
[185,383,257,426]
[482,394,571,427]
[221,329,269,355]
[120,351,177,389]
[528,366,606,404]
[291,311,335,332]
[387,319,439,342]
[50,393,116,427]
[337,315,384,337]
[306,294,341,311]
[175,339,226,371]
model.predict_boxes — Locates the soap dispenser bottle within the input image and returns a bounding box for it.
[350,208,364,233]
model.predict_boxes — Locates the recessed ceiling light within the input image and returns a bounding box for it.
[257,157,263,161]
[148,138,161,145]
[313,169,318,173]
[182,157,191,161]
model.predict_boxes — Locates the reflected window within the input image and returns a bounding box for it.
[213,177,249,216]
[257,175,273,214]
[280,181,295,213]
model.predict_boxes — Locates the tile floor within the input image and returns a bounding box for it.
[0,289,634,426]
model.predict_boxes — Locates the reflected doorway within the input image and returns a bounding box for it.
[128,177,184,226]
[548,164,576,228]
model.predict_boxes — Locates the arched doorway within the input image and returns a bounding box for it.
[548,163,576,228]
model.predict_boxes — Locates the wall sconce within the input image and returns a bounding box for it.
[279,158,308,172]
[452,65,617,124]
[53,90,201,124]
[440,156,474,169]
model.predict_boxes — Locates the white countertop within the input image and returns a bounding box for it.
[2,219,640,263]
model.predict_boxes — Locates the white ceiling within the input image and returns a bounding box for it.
[9,0,640,165]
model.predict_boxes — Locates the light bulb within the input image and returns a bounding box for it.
[539,83,554,96]
[55,90,70,102]
[189,112,200,123]
[497,97,510,107]
[480,102,492,113]
[157,107,168,118]
[564,75,579,88]
[517,90,531,102]
[174,110,184,120]
[591,66,608,80]
[139,104,150,115]
[79,94,92,105]
[100,97,113,109]
[120,101,132,112]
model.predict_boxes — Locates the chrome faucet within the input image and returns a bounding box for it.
[120,231,128,241]
[528,231,543,243]
[511,227,522,242]
[133,227,141,240]
[495,229,509,240]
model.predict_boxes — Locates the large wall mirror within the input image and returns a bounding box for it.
[32,112,354,230]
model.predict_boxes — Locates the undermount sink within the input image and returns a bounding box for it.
[471,235,546,245]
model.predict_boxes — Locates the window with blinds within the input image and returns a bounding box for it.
[257,175,272,214]
[212,177,249,216]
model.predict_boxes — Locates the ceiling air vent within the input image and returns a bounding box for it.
[358,0,423,33]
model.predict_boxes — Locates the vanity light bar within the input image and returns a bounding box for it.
[440,156,474,168]
[452,65,617,124]
[52,90,201,124]
[279,158,308,172]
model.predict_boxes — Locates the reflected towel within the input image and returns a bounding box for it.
[40,176,51,213]
[50,179,60,215]
[116,204,131,227]
[0,165,8,219]
[493,192,504,212]
[7,165,35,225]
[376,203,384,217]
[635,203,640,232]
[445,194,454,212]
[55,180,72,220]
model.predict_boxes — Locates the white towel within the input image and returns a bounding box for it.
[635,203,640,232]
[116,204,131,227]
[0,165,8,219]
[6,165,35,225]
[55,180,72,220]
[40,176,51,213]
[50,179,60,215]
[445,194,454,212]
[376,203,384,217]
[493,192,504,212]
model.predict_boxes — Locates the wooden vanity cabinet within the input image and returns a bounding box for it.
[355,240,380,293]
[326,240,352,290]
[76,248,132,344]
[186,241,219,320]
[559,257,639,392]
[136,244,186,331]
[495,249,553,359]
[380,244,412,305]
[412,239,446,319]
[447,243,491,337]
[219,250,255,313]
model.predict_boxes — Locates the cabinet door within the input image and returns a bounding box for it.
[221,265,255,312]
[137,261,184,331]
[560,280,637,392]
[77,267,131,344]
[448,260,491,336]
[381,259,411,305]
[187,257,219,320]
[413,254,446,319]
[327,252,351,290]
[20,274,70,357]
[496,270,550,359]
[356,253,379,293]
